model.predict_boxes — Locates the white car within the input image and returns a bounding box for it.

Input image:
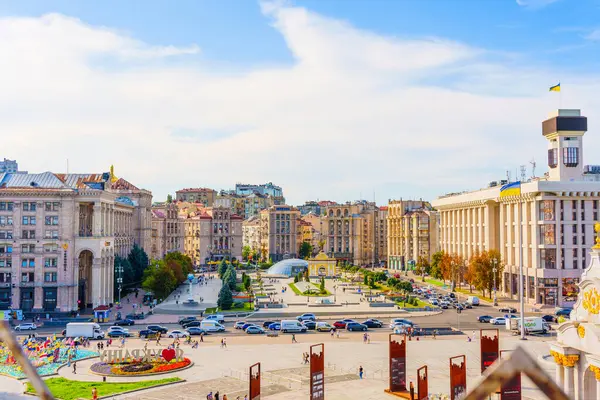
[168,330,190,338]
[15,323,37,331]
[490,317,506,326]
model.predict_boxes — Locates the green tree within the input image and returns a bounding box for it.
[142,260,177,300]
[218,260,228,279]
[217,284,233,310]
[363,273,369,286]
[242,246,251,261]
[430,251,445,281]
[415,256,430,282]
[299,242,313,259]
[165,252,193,277]
[294,274,299,283]
[167,194,173,203]
[226,265,237,290]
[368,275,376,289]
[319,277,326,294]
[128,244,149,284]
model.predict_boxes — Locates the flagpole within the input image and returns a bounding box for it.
[518,198,526,340]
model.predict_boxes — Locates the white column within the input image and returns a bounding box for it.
[556,364,564,388]
[93,203,102,236]
[565,366,575,398]
[596,379,600,400]
[92,258,101,308]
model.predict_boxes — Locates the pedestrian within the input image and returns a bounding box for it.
[121,337,126,348]
[432,329,437,339]
[336,330,340,339]
[215,391,220,400]
[200,332,204,342]
[359,365,364,379]
[363,332,367,344]
[331,328,335,337]
[367,334,371,344]
[156,333,161,345]
[73,361,77,374]
[223,337,227,348]
[223,394,228,400]
[206,392,213,400]
[91,387,98,400]
[472,330,476,341]
[291,334,297,343]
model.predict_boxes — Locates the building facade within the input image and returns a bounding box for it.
[242,216,261,255]
[432,109,600,307]
[175,188,216,206]
[0,159,19,173]
[0,168,152,312]
[183,216,201,265]
[259,205,301,262]
[387,200,433,270]
[150,202,184,260]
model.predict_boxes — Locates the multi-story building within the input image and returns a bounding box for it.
[259,205,301,262]
[150,202,184,260]
[401,209,439,267]
[301,212,324,253]
[387,200,433,270]
[432,109,600,308]
[323,201,386,266]
[182,216,201,265]
[242,216,261,255]
[377,206,388,266]
[0,167,152,312]
[235,182,285,204]
[175,188,216,206]
[214,192,246,217]
[244,193,274,218]
[0,159,20,173]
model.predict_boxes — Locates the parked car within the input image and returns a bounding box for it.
[302,321,317,330]
[246,325,265,334]
[556,308,572,319]
[456,304,464,311]
[449,292,456,298]
[297,313,316,322]
[462,303,473,309]
[499,307,517,313]
[234,321,247,330]
[204,314,225,324]
[542,315,556,323]
[439,302,449,309]
[186,327,207,336]
[316,322,333,332]
[390,318,414,327]
[15,323,37,331]
[183,321,202,329]
[262,321,276,328]
[147,325,168,334]
[362,319,383,328]
[179,317,197,326]
[478,315,493,323]
[107,327,130,337]
[168,330,190,338]
[268,322,281,331]
[346,322,368,332]
[138,329,157,338]
[126,313,145,320]
[242,323,254,331]
[114,319,135,326]
[333,320,348,329]
[490,317,506,326]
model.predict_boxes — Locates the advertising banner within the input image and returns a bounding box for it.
[249,362,260,400]
[417,365,428,400]
[310,344,325,400]
[480,329,499,373]
[500,350,521,400]
[449,355,467,400]
[389,334,407,392]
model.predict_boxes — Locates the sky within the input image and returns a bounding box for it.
[2,0,600,205]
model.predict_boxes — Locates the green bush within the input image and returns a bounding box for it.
[217,284,233,310]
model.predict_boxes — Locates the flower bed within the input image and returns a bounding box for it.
[90,357,192,376]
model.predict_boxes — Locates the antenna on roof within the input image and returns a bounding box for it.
[506,170,511,183]
[530,158,536,178]
[520,165,526,182]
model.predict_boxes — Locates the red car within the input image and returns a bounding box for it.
[333,319,356,329]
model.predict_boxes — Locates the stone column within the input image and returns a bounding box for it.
[596,378,600,400]
[92,258,101,308]
[556,363,565,388]
[93,203,102,236]
[565,366,575,398]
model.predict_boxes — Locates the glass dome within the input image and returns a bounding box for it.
[266,258,308,277]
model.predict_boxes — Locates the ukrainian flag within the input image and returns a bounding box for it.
[500,181,521,198]
[549,83,561,92]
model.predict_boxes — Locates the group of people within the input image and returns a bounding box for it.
[206,392,248,400]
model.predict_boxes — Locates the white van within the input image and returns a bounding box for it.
[467,296,480,306]
[281,320,307,333]
[205,314,225,324]
[200,320,226,332]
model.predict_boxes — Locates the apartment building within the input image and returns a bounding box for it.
[150,202,184,260]
[175,188,216,206]
[432,109,599,307]
[259,205,301,262]
[242,216,261,255]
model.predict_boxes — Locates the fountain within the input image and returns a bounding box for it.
[183,273,199,306]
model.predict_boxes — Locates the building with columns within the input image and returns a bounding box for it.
[387,200,433,270]
[550,233,600,399]
[432,109,600,308]
[0,168,152,312]
[150,202,184,260]
[242,216,261,255]
[260,205,301,262]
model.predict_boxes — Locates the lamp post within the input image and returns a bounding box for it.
[492,258,498,306]
[116,265,124,304]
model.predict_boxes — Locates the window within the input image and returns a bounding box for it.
[45,202,60,212]
[21,258,35,267]
[44,216,59,226]
[573,235,578,245]
[22,202,36,212]
[44,258,57,268]
[540,225,555,245]
[43,244,58,253]
[563,147,579,167]
[22,230,35,239]
[45,230,59,239]
[0,245,12,254]
[44,272,57,282]
[0,231,12,239]
[0,273,10,282]
[572,225,577,234]
[539,201,555,221]
[0,203,4,211]
[21,272,34,282]
[548,149,558,168]
[21,244,35,253]
[22,216,36,225]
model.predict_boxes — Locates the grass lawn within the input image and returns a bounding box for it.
[396,299,429,309]
[423,278,447,288]
[27,377,181,400]
[288,282,331,297]
[455,288,493,302]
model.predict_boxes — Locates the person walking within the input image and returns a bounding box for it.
[156,332,161,345]
[472,330,476,342]
[206,392,213,400]
[91,387,98,400]
[359,365,364,379]
[72,361,77,375]
[291,334,297,343]
[223,394,228,400]
[336,329,340,339]
[215,391,220,400]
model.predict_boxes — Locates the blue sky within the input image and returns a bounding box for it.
[2,0,600,204]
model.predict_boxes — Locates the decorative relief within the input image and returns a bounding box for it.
[577,324,586,338]
[550,351,579,367]
[590,365,600,381]
[582,287,600,315]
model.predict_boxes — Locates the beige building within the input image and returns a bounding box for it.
[377,206,388,266]
[323,201,385,266]
[0,168,152,312]
[150,202,184,260]
[432,109,600,307]
[175,188,216,206]
[242,215,262,255]
[182,216,201,265]
[387,200,434,270]
[259,205,301,262]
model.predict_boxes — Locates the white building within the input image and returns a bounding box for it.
[432,109,600,308]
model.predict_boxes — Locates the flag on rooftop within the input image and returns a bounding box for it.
[500,181,521,198]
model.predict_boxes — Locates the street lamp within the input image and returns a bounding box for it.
[492,258,498,306]
[116,265,124,304]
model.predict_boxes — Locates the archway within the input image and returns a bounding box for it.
[78,250,94,310]
[584,367,598,399]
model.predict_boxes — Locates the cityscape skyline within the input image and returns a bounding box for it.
[2,1,600,205]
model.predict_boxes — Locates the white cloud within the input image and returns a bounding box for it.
[1,3,600,205]
[516,0,560,8]
[585,28,600,41]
